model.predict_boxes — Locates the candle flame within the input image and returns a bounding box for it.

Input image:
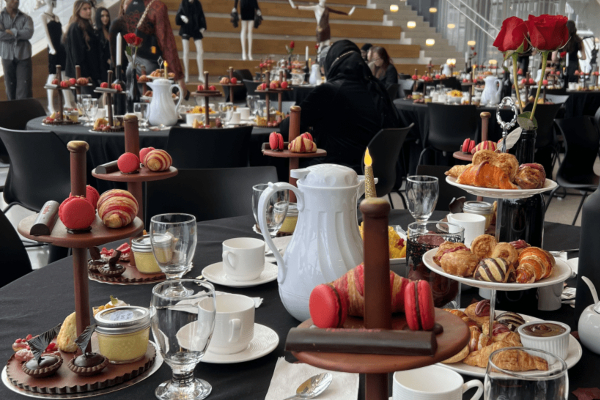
[364,148,372,166]
[151,46,156,54]
[164,61,168,67]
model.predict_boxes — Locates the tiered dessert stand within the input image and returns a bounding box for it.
[73,65,94,96]
[43,65,80,126]
[219,67,244,104]
[292,199,470,400]
[93,70,119,129]
[255,71,292,124]
[191,71,223,126]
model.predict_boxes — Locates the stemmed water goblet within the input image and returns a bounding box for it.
[82,98,97,126]
[405,175,439,222]
[134,102,149,131]
[77,94,91,122]
[150,278,216,400]
[252,183,289,237]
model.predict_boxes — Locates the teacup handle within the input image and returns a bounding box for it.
[229,318,242,343]
[222,251,236,270]
[462,380,483,400]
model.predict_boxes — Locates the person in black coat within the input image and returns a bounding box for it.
[63,0,101,90]
[371,46,398,89]
[280,40,400,174]
[176,0,206,83]
[94,6,111,83]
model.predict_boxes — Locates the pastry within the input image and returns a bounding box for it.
[514,163,546,189]
[88,246,104,272]
[472,149,497,165]
[441,344,469,364]
[443,309,467,319]
[98,250,125,277]
[58,196,96,231]
[439,249,479,277]
[15,349,34,362]
[491,153,519,181]
[138,74,150,83]
[433,241,469,266]
[470,234,497,259]
[465,300,490,328]
[404,280,436,331]
[97,189,138,228]
[510,239,530,253]
[496,311,526,332]
[457,161,518,190]
[491,243,519,267]
[66,325,109,377]
[468,329,492,352]
[463,340,522,368]
[117,152,140,174]
[289,136,317,153]
[57,312,78,352]
[445,164,470,178]
[473,258,515,283]
[144,149,172,172]
[515,247,555,283]
[139,147,155,166]
[93,118,108,131]
[471,140,497,154]
[489,348,548,371]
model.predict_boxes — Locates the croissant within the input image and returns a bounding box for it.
[463,340,522,368]
[288,137,317,153]
[489,348,548,372]
[456,161,518,190]
[515,247,555,283]
[445,164,470,178]
[469,330,493,352]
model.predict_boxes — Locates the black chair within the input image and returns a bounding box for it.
[362,125,412,208]
[386,83,399,101]
[145,167,278,225]
[0,128,71,213]
[235,69,253,81]
[594,106,600,132]
[399,79,414,98]
[415,165,476,212]
[0,98,47,163]
[166,126,252,169]
[545,94,570,105]
[243,79,258,96]
[417,103,479,166]
[546,116,600,225]
[0,208,32,287]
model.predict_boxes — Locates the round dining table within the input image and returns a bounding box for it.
[244,80,316,105]
[0,210,596,399]
[563,90,600,117]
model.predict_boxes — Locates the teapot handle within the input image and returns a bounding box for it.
[172,83,183,110]
[258,182,303,285]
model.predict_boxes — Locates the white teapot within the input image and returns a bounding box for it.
[146,78,183,127]
[258,164,365,321]
[481,75,502,106]
[578,276,600,355]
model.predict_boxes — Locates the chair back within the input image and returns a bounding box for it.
[399,79,414,98]
[0,99,47,161]
[235,69,253,81]
[166,126,252,169]
[595,106,600,132]
[529,103,562,148]
[555,116,600,185]
[416,165,476,211]
[426,103,479,152]
[243,79,258,96]
[0,208,32,287]
[362,125,412,197]
[0,128,71,211]
[145,167,278,225]
[386,83,399,101]
[546,94,570,104]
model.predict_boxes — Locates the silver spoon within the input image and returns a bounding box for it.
[282,372,333,400]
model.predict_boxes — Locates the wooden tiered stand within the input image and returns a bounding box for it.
[192,71,223,126]
[43,65,79,125]
[94,70,118,127]
[73,65,93,96]
[452,111,491,163]
[17,141,144,337]
[256,71,293,123]
[292,199,470,400]
[219,67,245,103]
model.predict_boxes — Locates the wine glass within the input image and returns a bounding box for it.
[252,184,289,237]
[485,347,568,400]
[134,102,149,131]
[150,214,197,295]
[88,98,98,122]
[82,98,96,126]
[405,175,439,222]
[77,94,91,121]
[151,279,216,400]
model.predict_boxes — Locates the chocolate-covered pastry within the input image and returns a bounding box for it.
[67,325,109,376]
[497,311,526,332]
[88,246,104,272]
[473,258,515,283]
[514,163,546,189]
[98,250,125,277]
[22,324,63,378]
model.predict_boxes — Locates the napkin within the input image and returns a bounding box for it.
[265,357,359,400]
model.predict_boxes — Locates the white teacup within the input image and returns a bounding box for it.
[238,107,250,120]
[229,111,241,125]
[222,237,265,281]
[447,213,486,247]
[537,282,564,311]
[393,365,483,400]
[199,294,255,355]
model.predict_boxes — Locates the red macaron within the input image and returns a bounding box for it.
[86,185,100,210]
[58,196,96,230]
[404,280,435,331]
[118,152,140,174]
[139,147,155,166]
[309,283,348,329]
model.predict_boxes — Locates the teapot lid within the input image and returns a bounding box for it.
[291,164,359,188]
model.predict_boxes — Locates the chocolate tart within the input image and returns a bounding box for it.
[21,354,63,378]
[88,259,166,285]
[98,263,125,277]
[88,259,104,272]
[7,342,155,394]
[67,353,109,376]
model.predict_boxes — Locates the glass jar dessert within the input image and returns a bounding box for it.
[94,306,150,364]
[132,235,162,274]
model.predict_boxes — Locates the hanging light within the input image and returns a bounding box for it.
[407,21,416,29]
[390,4,399,12]
[426,39,435,46]
[467,40,476,46]
[447,23,456,29]
[429,7,438,12]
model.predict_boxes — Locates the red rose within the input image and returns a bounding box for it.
[526,14,569,51]
[493,16,529,52]
[134,37,143,47]
[290,41,295,49]
[560,51,566,58]
[123,33,138,45]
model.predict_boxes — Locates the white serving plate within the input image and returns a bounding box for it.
[446,176,557,199]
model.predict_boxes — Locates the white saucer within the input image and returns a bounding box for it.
[202,323,279,364]
[201,261,278,287]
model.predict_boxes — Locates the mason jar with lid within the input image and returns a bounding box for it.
[151,233,173,265]
[94,306,150,364]
[131,235,162,274]
[463,201,494,230]
[279,203,298,235]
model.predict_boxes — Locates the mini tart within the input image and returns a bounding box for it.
[67,353,109,377]
[98,263,125,277]
[21,354,62,378]
[88,259,105,272]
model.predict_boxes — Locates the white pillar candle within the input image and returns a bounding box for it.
[306,46,309,61]
[116,33,122,66]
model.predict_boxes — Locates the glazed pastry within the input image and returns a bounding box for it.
[491,243,519,267]
[456,162,518,190]
[440,249,479,277]
[288,136,317,153]
[57,312,78,352]
[497,312,526,332]
[473,258,515,283]
[489,348,548,372]
[472,149,497,165]
[433,242,469,266]
[144,149,172,172]
[441,345,469,364]
[97,189,138,228]
[463,340,521,368]
[515,247,555,283]
[470,234,497,259]
[491,153,519,181]
[443,309,467,319]
[465,300,491,328]
[445,164,470,178]
[471,140,497,154]
[510,239,530,254]
[514,163,546,189]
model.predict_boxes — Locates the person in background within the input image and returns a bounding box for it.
[371,46,398,88]
[94,6,111,83]
[0,0,33,100]
[564,20,586,83]
[360,43,372,62]
[280,40,400,174]
[64,0,102,90]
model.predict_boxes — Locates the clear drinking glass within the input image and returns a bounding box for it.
[151,279,216,400]
[255,100,266,117]
[406,221,464,308]
[485,347,569,400]
[134,102,149,131]
[150,214,197,290]
[82,98,97,126]
[252,183,289,237]
[77,94,91,122]
[406,175,439,222]
[88,98,98,123]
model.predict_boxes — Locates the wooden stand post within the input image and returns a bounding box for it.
[265,71,271,123]
[106,70,114,126]
[57,65,64,121]
[123,115,142,220]
[75,65,82,97]
[228,66,235,103]
[288,106,301,202]
[413,68,418,92]
[204,71,210,124]
[278,71,284,112]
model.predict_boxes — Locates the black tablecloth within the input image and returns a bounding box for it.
[0,210,596,399]
[564,91,600,117]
